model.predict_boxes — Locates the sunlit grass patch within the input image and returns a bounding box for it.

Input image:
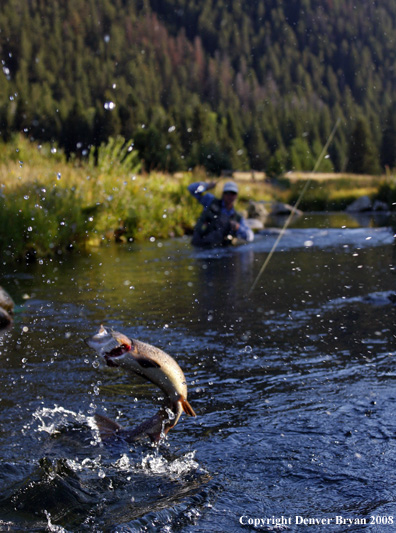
[0,138,201,261]
[0,135,395,263]
[284,178,386,211]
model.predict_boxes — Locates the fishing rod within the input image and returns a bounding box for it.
[247,117,341,297]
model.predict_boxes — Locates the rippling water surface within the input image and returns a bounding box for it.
[0,214,395,532]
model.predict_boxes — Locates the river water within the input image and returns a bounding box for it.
[0,213,396,532]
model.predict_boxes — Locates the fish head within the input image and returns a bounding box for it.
[85,325,135,367]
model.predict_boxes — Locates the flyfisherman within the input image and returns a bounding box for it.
[188,180,254,247]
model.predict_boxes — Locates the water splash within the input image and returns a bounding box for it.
[32,405,87,435]
[140,450,200,480]
[44,510,69,532]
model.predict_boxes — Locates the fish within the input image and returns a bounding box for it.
[93,404,182,444]
[85,325,196,442]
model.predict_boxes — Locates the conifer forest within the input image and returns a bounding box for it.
[1,0,396,175]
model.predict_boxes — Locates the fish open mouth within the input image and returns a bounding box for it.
[104,343,131,367]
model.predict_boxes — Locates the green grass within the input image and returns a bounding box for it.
[0,135,395,262]
[284,177,393,211]
[0,135,202,262]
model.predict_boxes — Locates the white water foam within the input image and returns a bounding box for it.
[249,227,395,252]
[44,510,70,532]
[32,405,87,434]
[140,450,201,479]
[28,405,101,446]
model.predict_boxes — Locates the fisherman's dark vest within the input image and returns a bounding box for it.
[192,198,242,247]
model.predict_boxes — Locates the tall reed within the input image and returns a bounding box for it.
[0,136,200,262]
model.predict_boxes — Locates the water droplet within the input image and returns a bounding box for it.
[104,101,116,110]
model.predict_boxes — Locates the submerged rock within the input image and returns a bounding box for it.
[372,200,389,211]
[247,200,269,221]
[0,286,14,328]
[346,196,390,213]
[388,293,396,305]
[346,196,372,212]
[247,200,303,222]
[0,307,12,328]
[0,286,14,313]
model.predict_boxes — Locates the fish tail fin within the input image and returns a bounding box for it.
[94,413,123,440]
[180,397,196,417]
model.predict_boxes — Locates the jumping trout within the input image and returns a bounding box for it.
[85,325,196,442]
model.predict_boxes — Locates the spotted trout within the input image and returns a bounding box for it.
[85,326,196,442]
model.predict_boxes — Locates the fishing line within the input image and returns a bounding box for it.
[247,118,341,297]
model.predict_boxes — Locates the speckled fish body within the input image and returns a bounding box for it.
[85,326,196,442]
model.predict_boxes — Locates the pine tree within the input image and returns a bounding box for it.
[0,0,395,172]
[347,117,381,175]
[245,119,270,170]
[381,104,396,170]
[289,137,315,171]
[60,103,92,158]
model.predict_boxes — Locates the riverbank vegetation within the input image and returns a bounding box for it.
[1,136,395,263]
[0,136,197,262]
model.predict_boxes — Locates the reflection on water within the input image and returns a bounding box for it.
[0,214,395,531]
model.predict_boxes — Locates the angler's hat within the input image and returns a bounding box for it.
[223,181,238,194]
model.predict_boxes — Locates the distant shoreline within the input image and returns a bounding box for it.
[174,170,391,183]
[0,142,394,263]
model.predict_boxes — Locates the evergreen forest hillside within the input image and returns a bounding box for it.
[1,0,396,175]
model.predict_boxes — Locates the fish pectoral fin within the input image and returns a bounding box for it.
[180,397,196,417]
[94,413,123,440]
[134,356,161,369]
